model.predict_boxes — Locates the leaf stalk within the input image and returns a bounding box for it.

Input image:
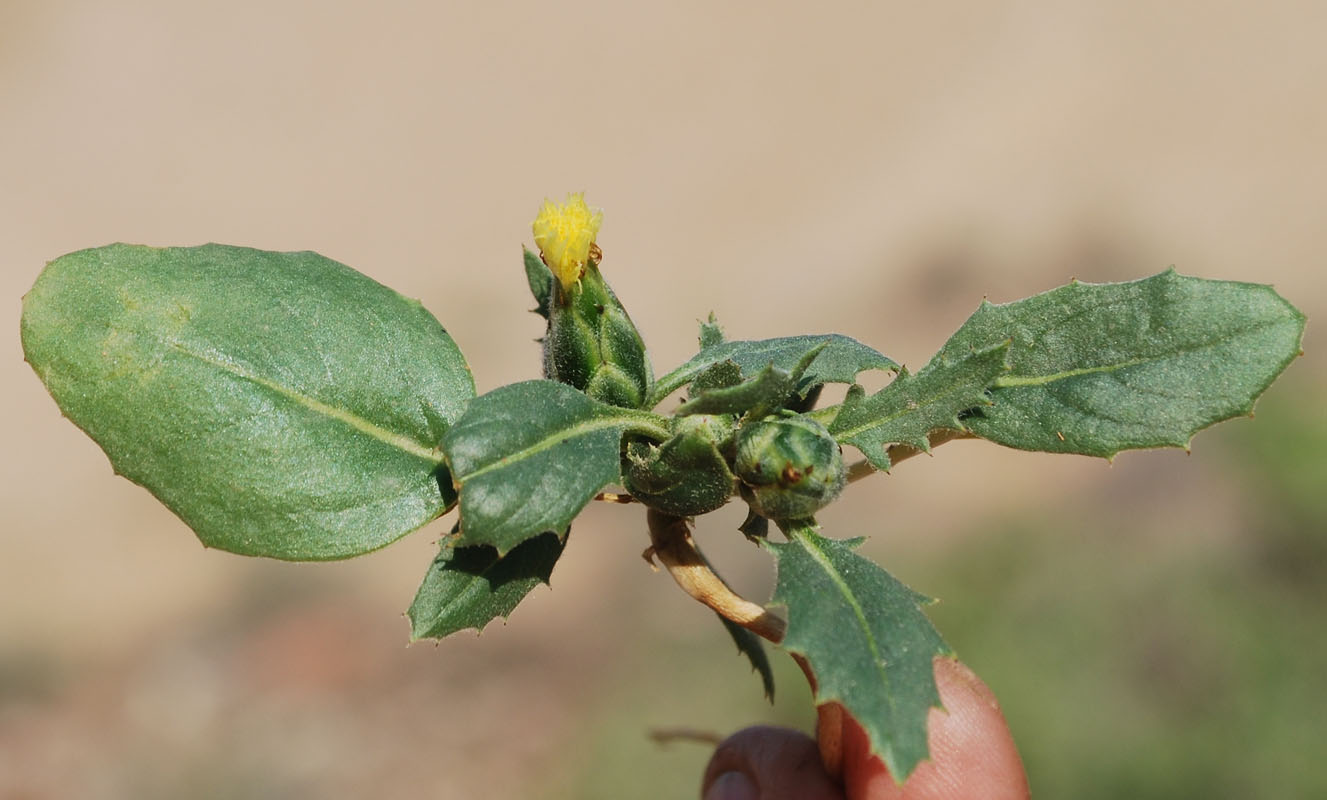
[645,509,786,643]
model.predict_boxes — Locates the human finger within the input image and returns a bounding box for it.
[835,657,1029,799]
[702,724,845,800]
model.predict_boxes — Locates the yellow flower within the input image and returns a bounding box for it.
[532,192,603,290]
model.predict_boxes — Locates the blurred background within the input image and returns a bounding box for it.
[2,1,1324,797]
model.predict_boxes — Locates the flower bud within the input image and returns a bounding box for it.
[532,194,652,408]
[623,414,737,517]
[734,416,845,520]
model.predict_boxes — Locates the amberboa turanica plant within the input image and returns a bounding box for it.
[20,194,1306,781]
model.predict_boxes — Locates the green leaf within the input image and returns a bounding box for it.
[680,531,775,700]
[937,270,1306,458]
[523,247,554,320]
[829,343,1010,470]
[738,509,769,541]
[698,312,726,348]
[650,334,896,407]
[408,529,566,640]
[678,344,827,418]
[21,244,474,560]
[443,379,669,554]
[716,614,776,702]
[677,362,795,416]
[623,415,737,517]
[689,359,743,394]
[766,521,951,781]
[694,543,775,701]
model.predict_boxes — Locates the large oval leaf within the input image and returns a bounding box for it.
[21,243,474,560]
[936,270,1305,458]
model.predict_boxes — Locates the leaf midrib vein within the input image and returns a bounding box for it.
[993,358,1148,388]
[833,373,983,440]
[171,342,442,464]
[992,315,1291,390]
[796,532,894,715]
[457,415,664,482]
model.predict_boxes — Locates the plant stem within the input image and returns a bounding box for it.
[647,727,725,747]
[844,428,976,483]
[619,408,673,443]
[641,431,975,639]
[643,367,698,410]
[645,509,786,644]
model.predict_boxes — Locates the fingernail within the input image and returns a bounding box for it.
[704,770,758,800]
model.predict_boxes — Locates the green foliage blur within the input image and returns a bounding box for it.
[932,378,1327,798]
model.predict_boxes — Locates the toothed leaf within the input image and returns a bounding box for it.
[677,343,830,419]
[717,614,776,702]
[650,334,896,407]
[738,509,769,541]
[408,530,566,640]
[699,313,726,348]
[523,247,554,320]
[829,343,1010,470]
[443,380,667,554]
[937,270,1305,458]
[690,359,743,395]
[697,550,776,701]
[679,362,795,416]
[766,523,951,781]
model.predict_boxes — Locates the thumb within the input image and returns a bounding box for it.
[834,657,1029,799]
[699,658,1028,800]
[702,725,845,800]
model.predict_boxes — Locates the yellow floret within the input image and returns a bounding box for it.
[532,193,603,290]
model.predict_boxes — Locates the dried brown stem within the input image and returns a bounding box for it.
[645,509,786,644]
[648,727,725,747]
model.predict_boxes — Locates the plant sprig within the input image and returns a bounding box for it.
[20,195,1305,782]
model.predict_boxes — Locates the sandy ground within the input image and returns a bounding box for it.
[2,2,1323,797]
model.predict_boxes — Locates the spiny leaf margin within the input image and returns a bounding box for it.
[649,334,897,408]
[938,269,1306,458]
[765,522,951,781]
[408,530,566,640]
[829,342,1010,470]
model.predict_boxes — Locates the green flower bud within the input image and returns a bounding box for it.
[623,414,737,517]
[734,416,845,520]
[530,196,652,408]
[543,262,652,408]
